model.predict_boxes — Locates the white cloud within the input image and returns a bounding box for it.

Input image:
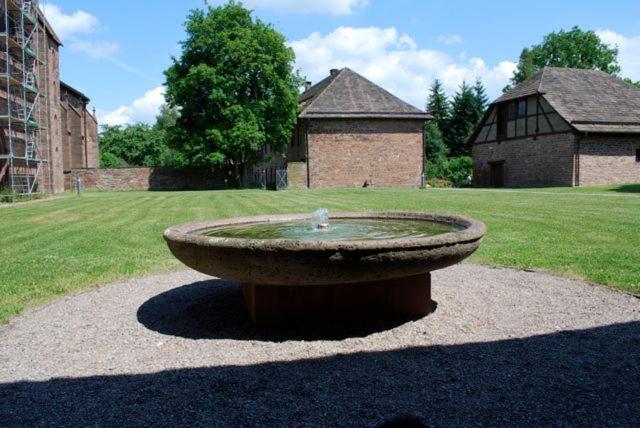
[596,29,640,81]
[214,0,368,15]
[100,86,166,126]
[438,34,463,45]
[291,26,516,108]
[69,40,120,59]
[40,3,98,39]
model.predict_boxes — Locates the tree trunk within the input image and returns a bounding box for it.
[233,163,243,188]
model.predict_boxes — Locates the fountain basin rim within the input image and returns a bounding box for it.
[163,212,486,251]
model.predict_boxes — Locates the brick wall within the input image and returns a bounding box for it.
[45,35,64,193]
[64,167,234,191]
[86,113,99,168]
[60,99,100,170]
[578,135,640,186]
[306,119,424,188]
[472,133,577,187]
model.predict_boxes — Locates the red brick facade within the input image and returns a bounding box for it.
[471,68,640,188]
[303,119,424,188]
[60,85,99,171]
[472,132,640,187]
[64,167,234,191]
[578,135,640,186]
[283,68,429,189]
[472,133,578,187]
[44,33,64,194]
[253,118,425,189]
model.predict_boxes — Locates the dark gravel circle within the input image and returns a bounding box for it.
[1,264,639,427]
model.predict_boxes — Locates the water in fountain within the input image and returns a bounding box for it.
[204,216,457,242]
[311,208,330,230]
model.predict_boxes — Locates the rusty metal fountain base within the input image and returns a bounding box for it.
[241,273,431,326]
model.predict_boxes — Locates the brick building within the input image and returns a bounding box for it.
[471,67,640,187]
[258,68,430,188]
[0,0,97,196]
[60,82,99,170]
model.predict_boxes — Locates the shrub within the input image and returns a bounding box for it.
[446,156,473,187]
[100,151,126,168]
[427,178,452,188]
[424,156,473,187]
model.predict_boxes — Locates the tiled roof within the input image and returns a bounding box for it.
[493,71,544,104]
[299,68,430,120]
[61,81,90,102]
[492,67,640,134]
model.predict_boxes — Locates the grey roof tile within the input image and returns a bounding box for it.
[299,68,430,119]
[492,67,640,134]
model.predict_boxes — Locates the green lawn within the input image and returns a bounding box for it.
[1,186,639,323]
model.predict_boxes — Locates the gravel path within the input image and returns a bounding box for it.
[1,264,639,427]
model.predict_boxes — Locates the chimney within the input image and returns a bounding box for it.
[330,68,339,76]
[304,81,312,90]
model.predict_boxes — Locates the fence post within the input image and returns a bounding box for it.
[76,176,83,196]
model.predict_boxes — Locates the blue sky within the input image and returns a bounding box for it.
[41,0,640,126]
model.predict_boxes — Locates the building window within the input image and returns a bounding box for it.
[636,148,640,162]
[496,105,508,139]
[507,102,518,120]
[517,99,526,118]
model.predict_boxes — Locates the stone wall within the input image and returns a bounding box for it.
[472,132,577,187]
[287,162,307,188]
[64,167,235,191]
[306,119,424,188]
[578,135,640,186]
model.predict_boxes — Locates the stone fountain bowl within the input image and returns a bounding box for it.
[163,212,486,286]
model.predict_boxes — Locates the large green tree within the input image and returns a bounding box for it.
[99,124,173,168]
[99,104,183,168]
[509,48,535,89]
[155,104,180,131]
[164,2,301,184]
[624,78,640,89]
[508,26,620,87]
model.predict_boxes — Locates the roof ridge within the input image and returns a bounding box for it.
[299,68,347,116]
[538,67,548,94]
[342,68,424,112]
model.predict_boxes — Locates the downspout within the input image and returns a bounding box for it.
[574,134,581,187]
[83,100,88,168]
[305,119,310,188]
[421,121,426,187]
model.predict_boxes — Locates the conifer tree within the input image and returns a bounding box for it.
[426,79,450,133]
[472,77,488,122]
[443,81,477,157]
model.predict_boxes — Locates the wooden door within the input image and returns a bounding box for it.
[490,162,504,188]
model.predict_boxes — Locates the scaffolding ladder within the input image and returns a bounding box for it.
[0,0,47,197]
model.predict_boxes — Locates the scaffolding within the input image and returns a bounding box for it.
[0,0,47,197]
